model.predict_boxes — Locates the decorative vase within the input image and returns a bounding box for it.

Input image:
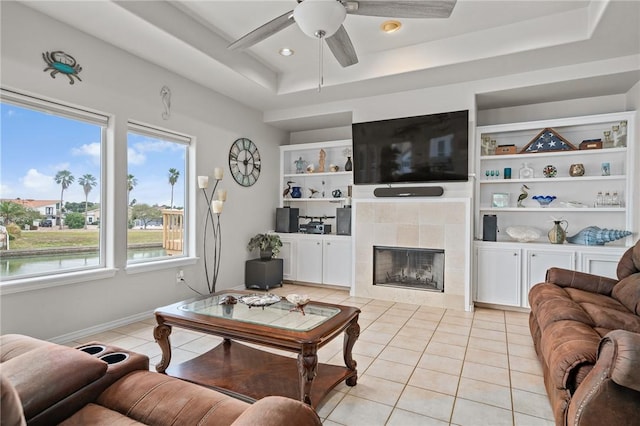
[344,156,353,172]
[569,163,585,177]
[548,220,568,244]
[519,163,534,179]
[291,186,302,198]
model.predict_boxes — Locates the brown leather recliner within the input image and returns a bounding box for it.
[528,240,640,426]
[0,334,321,426]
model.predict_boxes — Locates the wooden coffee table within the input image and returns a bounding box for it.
[154,291,360,407]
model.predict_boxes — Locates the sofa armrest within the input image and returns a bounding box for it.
[546,267,618,296]
[231,396,321,426]
[567,330,640,425]
[0,342,107,422]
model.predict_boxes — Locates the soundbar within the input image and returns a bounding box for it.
[373,186,444,198]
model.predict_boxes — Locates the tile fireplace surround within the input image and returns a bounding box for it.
[353,198,471,310]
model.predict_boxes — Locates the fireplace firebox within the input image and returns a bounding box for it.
[373,246,444,292]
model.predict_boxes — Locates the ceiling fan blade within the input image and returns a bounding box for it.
[346,0,457,18]
[326,25,359,67]
[228,10,295,50]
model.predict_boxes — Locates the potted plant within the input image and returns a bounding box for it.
[247,233,282,260]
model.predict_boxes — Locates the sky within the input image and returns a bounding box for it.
[1,102,185,207]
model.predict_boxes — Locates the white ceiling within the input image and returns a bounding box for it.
[21,0,640,126]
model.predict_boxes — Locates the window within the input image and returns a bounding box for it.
[127,123,189,265]
[0,89,107,281]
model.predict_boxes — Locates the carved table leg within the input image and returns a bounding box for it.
[153,321,172,373]
[297,343,318,405]
[343,315,360,386]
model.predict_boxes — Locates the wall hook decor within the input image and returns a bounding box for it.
[42,51,82,84]
[160,85,171,120]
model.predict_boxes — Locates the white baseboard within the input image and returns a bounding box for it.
[50,309,155,345]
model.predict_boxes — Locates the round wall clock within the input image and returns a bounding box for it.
[228,138,261,187]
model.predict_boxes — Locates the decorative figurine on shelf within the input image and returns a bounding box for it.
[517,185,530,208]
[343,147,353,171]
[332,189,342,198]
[306,163,315,173]
[294,157,306,174]
[566,226,632,245]
[548,218,569,244]
[329,164,339,172]
[569,163,585,177]
[291,186,302,198]
[309,188,320,198]
[318,149,326,172]
[283,181,294,198]
[615,121,627,147]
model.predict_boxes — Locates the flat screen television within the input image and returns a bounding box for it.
[352,110,469,185]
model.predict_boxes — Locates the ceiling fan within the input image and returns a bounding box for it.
[228,0,458,69]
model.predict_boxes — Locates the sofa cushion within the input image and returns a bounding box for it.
[0,334,54,362]
[612,273,640,315]
[529,284,594,330]
[617,242,640,280]
[1,374,26,426]
[97,371,250,426]
[579,302,640,333]
[59,403,145,425]
[0,344,107,420]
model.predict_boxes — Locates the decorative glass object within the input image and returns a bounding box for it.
[615,121,627,147]
[566,226,632,245]
[344,156,353,171]
[548,219,568,244]
[519,163,534,179]
[601,162,610,176]
[542,165,557,178]
[532,195,557,207]
[603,130,613,148]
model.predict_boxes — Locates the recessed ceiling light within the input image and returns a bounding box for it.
[381,20,402,34]
[279,47,295,57]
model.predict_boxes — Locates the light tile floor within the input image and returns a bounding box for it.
[70,284,554,426]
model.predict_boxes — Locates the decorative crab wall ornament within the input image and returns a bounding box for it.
[42,51,82,85]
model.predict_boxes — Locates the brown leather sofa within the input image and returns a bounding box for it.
[528,240,640,426]
[0,334,321,425]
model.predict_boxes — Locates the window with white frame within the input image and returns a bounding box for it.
[0,89,107,281]
[126,123,189,265]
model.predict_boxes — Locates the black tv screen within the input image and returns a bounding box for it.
[352,110,469,185]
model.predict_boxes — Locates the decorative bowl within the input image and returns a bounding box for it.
[286,294,310,315]
[532,195,557,207]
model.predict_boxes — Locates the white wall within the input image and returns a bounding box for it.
[0,2,287,341]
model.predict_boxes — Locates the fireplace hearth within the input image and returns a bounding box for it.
[373,246,444,292]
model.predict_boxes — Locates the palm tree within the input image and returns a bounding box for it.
[78,174,97,229]
[168,168,180,209]
[54,170,74,230]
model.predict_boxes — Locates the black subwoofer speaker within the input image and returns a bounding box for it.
[373,186,444,197]
[482,215,497,241]
[275,207,299,233]
[336,207,352,236]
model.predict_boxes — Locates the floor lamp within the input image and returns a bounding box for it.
[198,168,226,294]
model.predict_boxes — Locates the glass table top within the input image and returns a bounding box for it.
[177,293,341,332]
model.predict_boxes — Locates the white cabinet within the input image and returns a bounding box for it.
[296,238,324,284]
[523,249,575,308]
[474,242,625,308]
[279,235,296,280]
[322,237,352,287]
[475,246,521,307]
[475,111,635,246]
[473,111,636,308]
[276,233,352,288]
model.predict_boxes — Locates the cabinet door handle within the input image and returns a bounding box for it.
[326,242,331,246]
[531,254,536,257]
[513,253,518,256]
[317,242,321,245]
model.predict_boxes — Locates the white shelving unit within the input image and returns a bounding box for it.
[278,140,354,288]
[473,111,636,308]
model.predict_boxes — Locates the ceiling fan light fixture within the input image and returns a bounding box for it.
[381,20,402,33]
[279,47,295,56]
[293,0,346,39]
